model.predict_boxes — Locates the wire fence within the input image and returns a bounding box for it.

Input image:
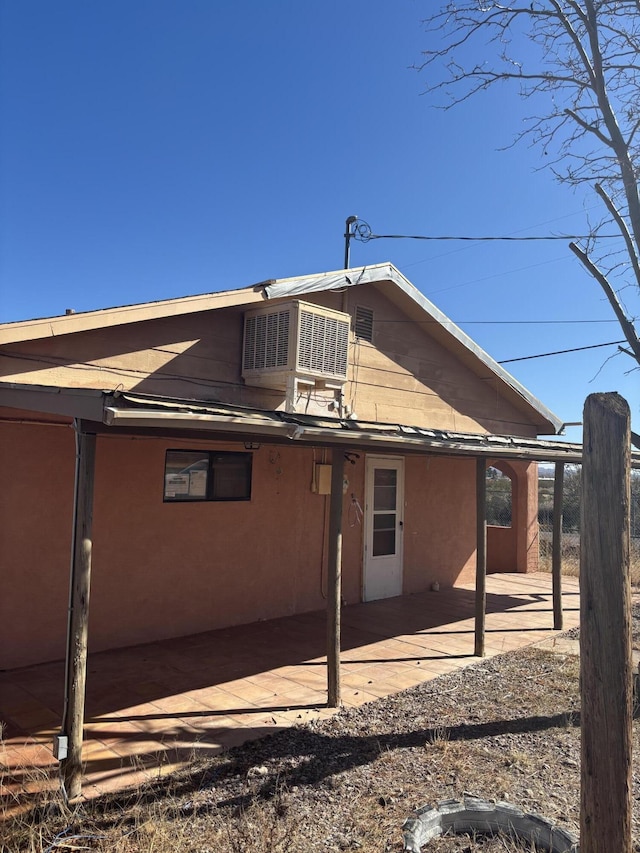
[486,465,640,582]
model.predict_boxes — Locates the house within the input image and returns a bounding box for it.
[0,262,573,678]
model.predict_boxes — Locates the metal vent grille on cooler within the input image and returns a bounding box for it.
[242,300,350,391]
[297,310,349,378]
[243,310,290,371]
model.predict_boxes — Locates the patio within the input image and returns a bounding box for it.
[0,572,579,803]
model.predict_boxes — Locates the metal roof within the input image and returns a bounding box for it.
[0,382,637,466]
[102,391,636,466]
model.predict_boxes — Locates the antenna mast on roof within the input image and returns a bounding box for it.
[344,215,358,269]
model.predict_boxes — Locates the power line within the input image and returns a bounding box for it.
[349,219,619,244]
[457,320,615,325]
[365,233,617,242]
[424,254,572,297]
[400,203,610,270]
[499,340,626,364]
[372,318,616,325]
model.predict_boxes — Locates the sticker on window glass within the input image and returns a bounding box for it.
[189,469,207,497]
[165,474,190,497]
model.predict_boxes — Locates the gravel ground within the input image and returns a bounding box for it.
[170,614,638,853]
[181,646,587,852]
[10,608,640,852]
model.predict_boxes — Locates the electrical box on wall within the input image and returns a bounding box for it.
[313,463,332,494]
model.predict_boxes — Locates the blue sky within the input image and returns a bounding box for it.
[1,1,638,438]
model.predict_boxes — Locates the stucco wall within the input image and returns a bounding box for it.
[89,440,344,656]
[0,423,366,669]
[518,461,540,574]
[0,418,538,670]
[403,455,478,592]
[485,460,539,574]
[0,419,75,669]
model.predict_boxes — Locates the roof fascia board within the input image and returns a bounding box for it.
[383,275,564,434]
[0,265,392,346]
[103,404,637,466]
[0,382,105,420]
[265,263,563,435]
[0,286,267,346]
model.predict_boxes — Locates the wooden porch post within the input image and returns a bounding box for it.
[61,425,97,801]
[327,446,344,707]
[475,457,487,657]
[580,393,632,853]
[552,461,564,630]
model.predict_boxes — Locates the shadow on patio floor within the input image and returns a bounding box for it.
[0,572,579,804]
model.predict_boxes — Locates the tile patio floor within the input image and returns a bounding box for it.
[0,572,580,803]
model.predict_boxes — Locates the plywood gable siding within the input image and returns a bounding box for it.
[0,293,346,409]
[340,287,539,437]
[263,286,539,435]
[0,310,283,409]
[349,349,536,435]
[0,311,239,390]
[0,284,540,436]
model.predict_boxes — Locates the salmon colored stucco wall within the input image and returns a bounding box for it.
[87,440,355,656]
[0,417,538,671]
[338,452,366,604]
[487,525,518,573]
[485,460,539,574]
[0,420,75,669]
[402,455,478,592]
[0,421,367,669]
[518,461,540,574]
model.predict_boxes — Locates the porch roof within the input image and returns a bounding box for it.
[2,380,639,466]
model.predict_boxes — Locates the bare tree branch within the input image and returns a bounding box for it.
[564,107,612,145]
[569,242,640,363]
[419,1,640,372]
[594,182,640,285]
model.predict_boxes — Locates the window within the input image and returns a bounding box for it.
[164,450,252,502]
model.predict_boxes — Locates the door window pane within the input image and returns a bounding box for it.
[374,468,397,510]
[373,513,396,556]
[373,529,396,556]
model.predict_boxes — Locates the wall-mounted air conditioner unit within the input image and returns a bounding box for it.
[242,300,350,392]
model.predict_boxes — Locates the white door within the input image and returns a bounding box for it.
[363,456,404,601]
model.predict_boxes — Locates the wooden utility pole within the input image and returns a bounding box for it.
[475,457,487,657]
[62,426,97,801]
[327,447,344,707]
[552,461,564,630]
[580,393,632,853]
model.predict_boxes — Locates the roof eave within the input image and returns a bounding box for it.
[0,382,636,467]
